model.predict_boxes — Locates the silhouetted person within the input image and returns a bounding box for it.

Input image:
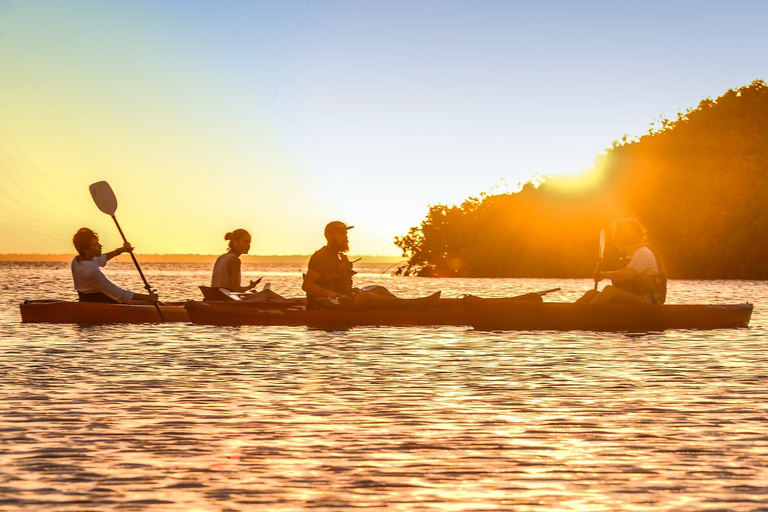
[71,228,158,304]
[211,229,283,300]
[303,221,441,310]
[576,219,666,305]
[211,229,260,292]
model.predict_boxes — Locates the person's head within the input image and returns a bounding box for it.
[611,218,646,254]
[324,221,353,253]
[72,228,101,258]
[225,229,251,255]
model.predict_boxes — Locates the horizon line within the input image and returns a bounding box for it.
[0,253,404,264]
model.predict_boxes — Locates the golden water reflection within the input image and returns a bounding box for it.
[0,262,766,510]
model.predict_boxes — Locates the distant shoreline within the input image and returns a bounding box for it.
[0,254,403,264]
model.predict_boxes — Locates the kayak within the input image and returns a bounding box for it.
[463,296,753,332]
[19,300,190,324]
[184,299,468,328]
[21,296,753,331]
[184,293,548,328]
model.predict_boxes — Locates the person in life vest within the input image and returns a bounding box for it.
[71,228,158,304]
[302,221,441,310]
[577,218,667,305]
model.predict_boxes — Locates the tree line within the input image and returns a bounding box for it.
[394,80,768,279]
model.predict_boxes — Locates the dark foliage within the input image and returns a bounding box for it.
[395,80,768,279]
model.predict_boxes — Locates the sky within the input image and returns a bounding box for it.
[1,0,766,256]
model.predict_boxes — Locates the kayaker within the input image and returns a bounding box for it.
[71,228,158,304]
[210,229,284,300]
[211,229,261,293]
[302,221,441,310]
[576,219,666,305]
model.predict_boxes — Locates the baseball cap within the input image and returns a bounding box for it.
[324,221,354,237]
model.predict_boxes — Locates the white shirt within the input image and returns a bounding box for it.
[625,246,658,276]
[71,255,134,303]
[211,253,239,289]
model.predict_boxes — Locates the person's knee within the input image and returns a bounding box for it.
[352,291,376,310]
[362,285,396,297]
[575,289,598,303]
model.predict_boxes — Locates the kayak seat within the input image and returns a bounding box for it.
[199,286,236,301]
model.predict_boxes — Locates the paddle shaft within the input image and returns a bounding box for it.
[109,214,165,322]
[594,230,606,291]
[593,261,601,290]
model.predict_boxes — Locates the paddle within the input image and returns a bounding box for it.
[594,229,606,291]
[505,287,561,302]
[89,181,165,322]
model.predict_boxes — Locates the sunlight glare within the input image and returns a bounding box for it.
[541,155,610,194]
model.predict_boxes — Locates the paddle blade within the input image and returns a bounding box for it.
[598,229,606,260]
[89,181,118,215]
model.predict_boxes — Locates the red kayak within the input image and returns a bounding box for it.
[20,300,189,324]
[463,296,753,332]
[21,295,751,332]
[184,294,547,328]
[184,299,467,328]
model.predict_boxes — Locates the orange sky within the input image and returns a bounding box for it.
[1,1,765,256]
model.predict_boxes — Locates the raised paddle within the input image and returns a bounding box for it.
[89,181,165,321]
[594,229,606,291]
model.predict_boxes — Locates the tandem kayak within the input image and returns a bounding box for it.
[463,296,753,332]
[184,293,548,328]
[19,300,190,324]
[20,296,754,331]
[184,299,469,328]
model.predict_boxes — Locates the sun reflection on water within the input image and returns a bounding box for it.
[0,263,765,510]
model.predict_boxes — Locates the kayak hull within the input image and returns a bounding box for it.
[19,297,753,331]
[463,296,753,332]
[19,300,189,324]
[185,300,467,328]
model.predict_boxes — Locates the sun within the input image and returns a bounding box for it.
[540,156,611,195]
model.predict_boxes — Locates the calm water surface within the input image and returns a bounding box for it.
[1,262,767,511]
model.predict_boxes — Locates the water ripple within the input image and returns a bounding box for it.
[1,263,766,510]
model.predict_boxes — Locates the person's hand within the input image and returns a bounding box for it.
[119,242,134,254]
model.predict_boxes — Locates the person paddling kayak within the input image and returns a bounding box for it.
[303,221,441,310]
[576,219,666,305]
[71,228,158,304]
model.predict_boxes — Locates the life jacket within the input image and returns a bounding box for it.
[616,245,667,304]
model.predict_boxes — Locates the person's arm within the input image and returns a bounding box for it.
[597,246,655,284]
[302,269,344,298]
[105,242,133,262]
[87,267,136,304]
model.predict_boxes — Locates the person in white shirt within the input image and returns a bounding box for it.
[577,219,666,305]
[71,228,158,304]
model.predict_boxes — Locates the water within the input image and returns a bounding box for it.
[1,262,767,511]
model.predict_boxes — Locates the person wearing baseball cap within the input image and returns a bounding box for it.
[302,221,441,310]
